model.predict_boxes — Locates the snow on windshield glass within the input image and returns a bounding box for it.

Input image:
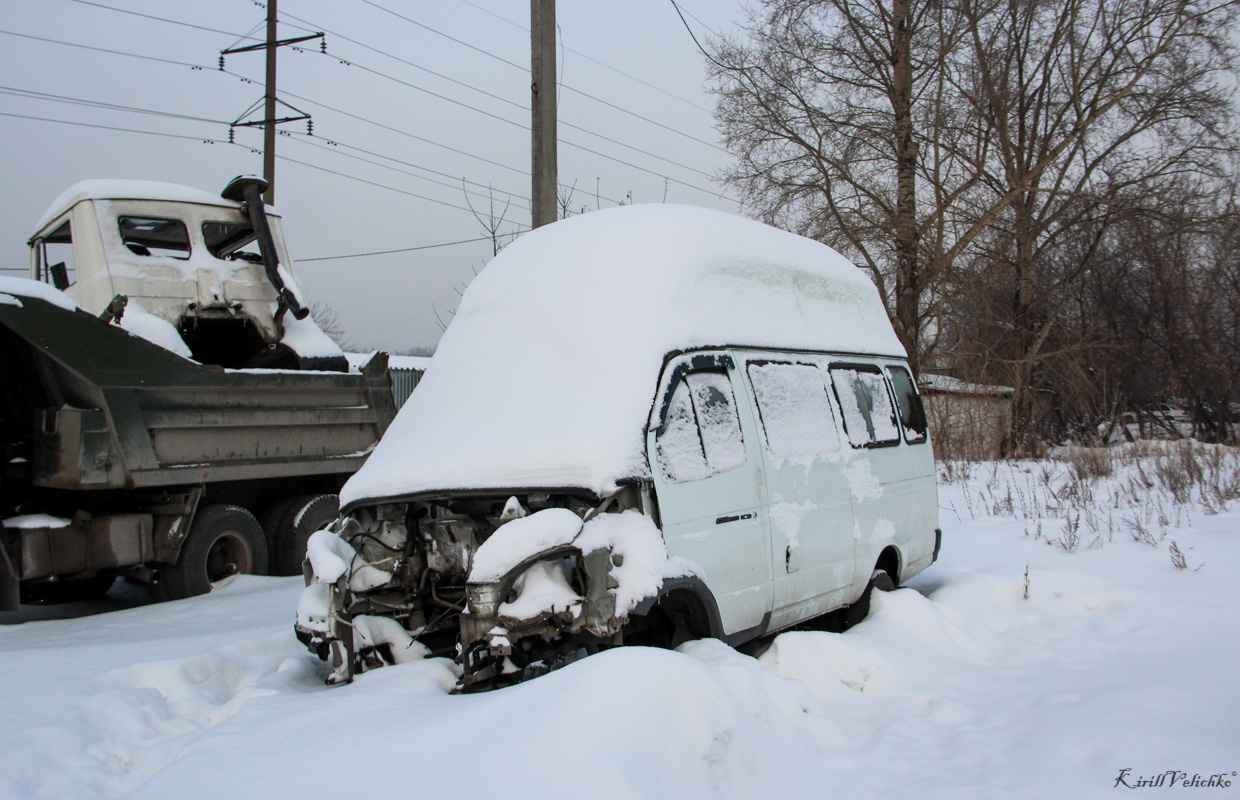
[341,204,904,507]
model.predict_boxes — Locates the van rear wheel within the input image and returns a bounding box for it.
[845,569,895,628]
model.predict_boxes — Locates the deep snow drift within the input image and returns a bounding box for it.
[1,447,1237,799]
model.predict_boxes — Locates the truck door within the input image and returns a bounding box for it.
[649,352,772,637]
[742,358,856,629]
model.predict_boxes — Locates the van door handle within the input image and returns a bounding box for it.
[716,513,754,525]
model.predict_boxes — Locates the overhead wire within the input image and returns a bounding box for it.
[454,0,712,113]
[0,109,229,142]
[0,85,232,125]
[0,30,571,199]
[65,0,264,42]
[279,8,719,180]
[356,0,728,153]
[0,28,208,69]
[298,235,499,262]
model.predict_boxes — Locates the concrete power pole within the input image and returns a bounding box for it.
[263,0,278,206]
[530,0,558,228]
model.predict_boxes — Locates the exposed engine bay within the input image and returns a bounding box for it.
[295,484,685,691]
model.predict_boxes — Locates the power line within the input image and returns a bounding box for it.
[280,8,718,179]
[357,0,727,153]
[298,235,498,262]
[0,85,230,125]
[0,28,209,69]
[269,151,481,215]
[454,0,712,114]
[0,110,228,143]
[279,12,719,181]
[282,132,532,207]
[65,0,263,42]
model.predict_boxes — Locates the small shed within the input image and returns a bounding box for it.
[918,374,1013,460]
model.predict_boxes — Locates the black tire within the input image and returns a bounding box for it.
[20,575,116,605]
[259,495,301,547]
[159,504,269,600]
[274,494,339,576]
[845,569,896,628]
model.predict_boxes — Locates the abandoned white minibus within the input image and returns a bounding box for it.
[295,204,941,689]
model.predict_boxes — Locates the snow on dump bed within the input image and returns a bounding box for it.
[0,276,80,311]
[342,204,903,506]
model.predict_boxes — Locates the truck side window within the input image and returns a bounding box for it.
[747,362,840,463]
[656,369,746,483]
[40,220,75,289]
[118,216,191,259]
[830,366,901,448]
[886,365,928,444]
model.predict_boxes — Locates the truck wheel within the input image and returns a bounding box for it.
[274,494,339,576]
[160,504,269,600]
[845,569,896,628]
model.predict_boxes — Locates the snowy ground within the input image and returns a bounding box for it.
[2,447,1237,799]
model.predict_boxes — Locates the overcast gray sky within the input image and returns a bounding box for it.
[0,0,747,352]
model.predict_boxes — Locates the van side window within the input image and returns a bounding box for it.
[886,365,928,444]
[656,370,746,483]
[830,365,901,448]
[747,362,840,462]
[118,216,191,259]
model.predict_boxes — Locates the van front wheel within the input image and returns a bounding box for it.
[845,569,895,628]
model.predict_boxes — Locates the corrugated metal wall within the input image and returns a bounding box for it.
[390,366,424,411]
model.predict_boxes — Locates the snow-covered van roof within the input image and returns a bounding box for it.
[32,179,277,238]
[340,204,905,508]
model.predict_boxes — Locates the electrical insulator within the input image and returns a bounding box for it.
[228,127,235,144]
[320,38,327,54]
[307,119,313,136]
[218,54,225,71]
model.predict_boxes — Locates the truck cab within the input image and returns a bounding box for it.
[27,177,340,370]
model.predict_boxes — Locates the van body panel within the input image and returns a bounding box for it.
[733,351,858,630]
[648,352,773,635]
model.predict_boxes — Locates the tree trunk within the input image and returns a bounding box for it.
[891,0,920,375]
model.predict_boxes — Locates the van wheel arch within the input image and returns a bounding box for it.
[874,546,902,587]
[628,577,723,648]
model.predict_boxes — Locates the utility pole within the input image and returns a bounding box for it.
[263,0,278,206]
[221,4,321,206]
[530,0,558,228]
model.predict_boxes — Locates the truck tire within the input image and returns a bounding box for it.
[274,494,339,576]
[159,504,269,600]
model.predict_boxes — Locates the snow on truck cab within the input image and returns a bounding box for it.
[296,204,941,690]
[27,176,343,370]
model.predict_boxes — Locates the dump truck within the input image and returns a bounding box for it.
[0,176,396,610]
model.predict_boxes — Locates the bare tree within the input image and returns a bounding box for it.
[710,0,978,375]
[309,300,356,351]
[950,0,1238,453]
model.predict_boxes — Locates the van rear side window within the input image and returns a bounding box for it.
[830,365,900,448]
[747,362,840,463]
[655,370,746,483]
[886,366,928,444]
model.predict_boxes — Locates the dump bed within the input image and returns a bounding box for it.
[0,285,395,494]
